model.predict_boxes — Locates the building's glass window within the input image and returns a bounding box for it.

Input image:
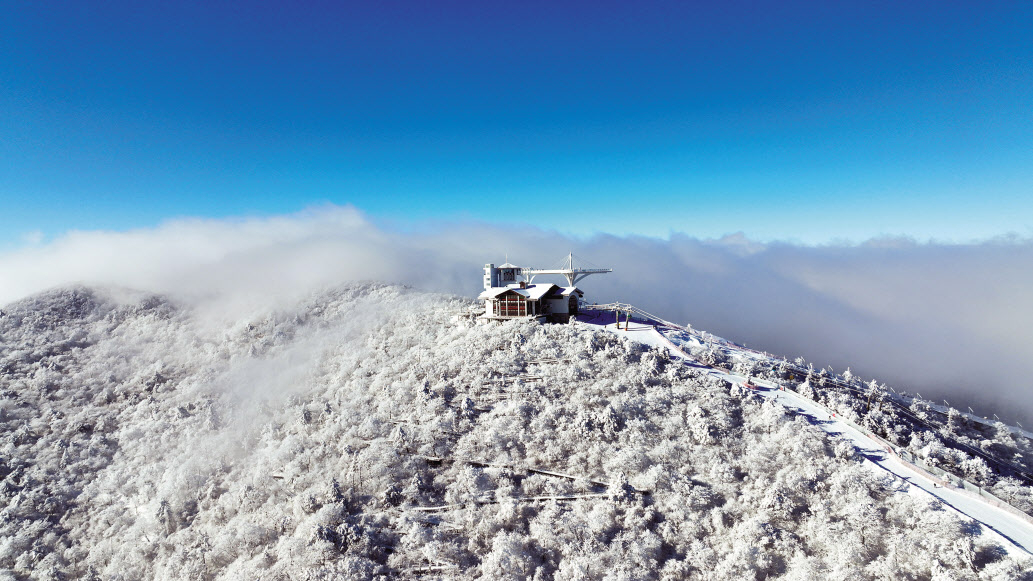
[494,294,527,317]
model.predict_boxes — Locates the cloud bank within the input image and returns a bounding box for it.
[2,205,1031,425]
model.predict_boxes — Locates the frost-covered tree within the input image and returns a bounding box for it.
[1,284,1030,580]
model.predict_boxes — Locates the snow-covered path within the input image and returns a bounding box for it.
[742,377,1033,557]
[582,318,691,358]
[587,318,1033,557]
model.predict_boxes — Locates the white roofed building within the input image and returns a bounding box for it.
[479,258,598,323]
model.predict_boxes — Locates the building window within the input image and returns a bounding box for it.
[494,294,527,317]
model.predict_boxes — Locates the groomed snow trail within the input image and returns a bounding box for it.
[586,317,1033,558]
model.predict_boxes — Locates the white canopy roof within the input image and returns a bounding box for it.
[478,283,561,301]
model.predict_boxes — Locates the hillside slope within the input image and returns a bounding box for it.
[1,285,1030,580]
[650,322,1033,518]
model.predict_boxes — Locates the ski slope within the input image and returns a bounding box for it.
[584,315,1033,558]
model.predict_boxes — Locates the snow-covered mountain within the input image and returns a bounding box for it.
[1,284,1031,580]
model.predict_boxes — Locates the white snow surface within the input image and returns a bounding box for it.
[594,318,1033,558]
[2,284,1032,580]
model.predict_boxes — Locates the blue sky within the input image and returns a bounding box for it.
[3,1,1032,245]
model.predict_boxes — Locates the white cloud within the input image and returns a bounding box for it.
[19,230,45,246]
[2,204,1031,425]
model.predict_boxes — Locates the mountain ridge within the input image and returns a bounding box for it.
[1,284,1031,579]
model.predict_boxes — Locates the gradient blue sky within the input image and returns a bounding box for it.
[3,1,1032,246]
